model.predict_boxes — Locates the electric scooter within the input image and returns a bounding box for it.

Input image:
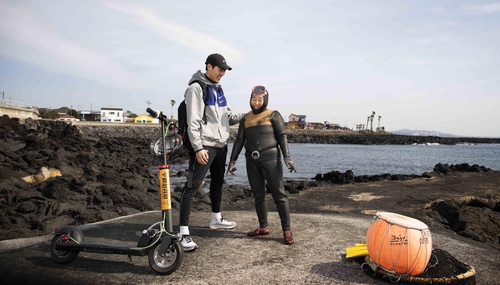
[50,108,184,275]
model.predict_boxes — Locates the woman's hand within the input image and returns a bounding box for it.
[284,157,297,173]
[226,161,237,176]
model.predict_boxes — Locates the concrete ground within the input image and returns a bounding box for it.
[0,210,497,285]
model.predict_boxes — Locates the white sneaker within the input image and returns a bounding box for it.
[209,217,236,229]
[180,235,198,252]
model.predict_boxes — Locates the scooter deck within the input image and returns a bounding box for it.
[55,242,149,256]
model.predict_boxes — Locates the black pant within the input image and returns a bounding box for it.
[179,146,227,226]
[246,158,290,231]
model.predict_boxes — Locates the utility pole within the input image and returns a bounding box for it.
[1,91,4,104]
[170,100,176,121]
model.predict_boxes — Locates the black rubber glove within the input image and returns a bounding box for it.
[226,161,237,176]
[284,157,297,173]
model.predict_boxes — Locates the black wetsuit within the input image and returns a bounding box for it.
[230,109,291,231]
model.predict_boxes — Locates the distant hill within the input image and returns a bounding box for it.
[390,129,459,138]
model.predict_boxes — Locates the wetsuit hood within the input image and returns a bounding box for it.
[250,92,269,114]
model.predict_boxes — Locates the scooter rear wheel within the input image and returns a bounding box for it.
[50,234,80,264]
[148,241,184,275]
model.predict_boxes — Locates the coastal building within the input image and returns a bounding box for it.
[78,110,100,121]
[323,121,340,130]
[287,114,307,129]
[100,107,123,123]
[286,113,344,130]
[134,114,158,124]
[58,115,79,122]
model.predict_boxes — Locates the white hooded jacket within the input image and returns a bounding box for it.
[184,70,244,152]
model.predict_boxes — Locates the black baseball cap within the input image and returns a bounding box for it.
[205,53,232,71]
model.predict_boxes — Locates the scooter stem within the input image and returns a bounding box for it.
[158,112,174,233]
[158,164,173,233]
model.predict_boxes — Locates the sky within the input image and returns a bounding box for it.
[1,0,499,137]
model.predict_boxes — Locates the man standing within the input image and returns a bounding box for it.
[179,53,244,252]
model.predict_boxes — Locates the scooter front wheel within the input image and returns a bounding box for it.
[50,234,80,264]
[148,241,184,275]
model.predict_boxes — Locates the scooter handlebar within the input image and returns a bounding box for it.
[146,108,158,118]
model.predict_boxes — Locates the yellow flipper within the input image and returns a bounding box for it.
[345,243,368,258]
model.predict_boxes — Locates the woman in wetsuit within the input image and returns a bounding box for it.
[226,85,297,245]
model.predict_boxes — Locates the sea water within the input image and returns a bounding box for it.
[169,143,500,186]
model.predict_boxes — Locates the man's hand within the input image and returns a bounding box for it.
[284,157,297,173]
[196,149,209,165]
[226,161,237,176]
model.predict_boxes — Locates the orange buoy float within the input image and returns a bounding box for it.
[366,212,432,276]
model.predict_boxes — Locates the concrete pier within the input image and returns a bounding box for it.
[0,101,39,120]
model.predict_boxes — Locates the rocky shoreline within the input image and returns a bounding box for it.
[285,129,500,145]
[71,121,500,145]
[0,116,499,251]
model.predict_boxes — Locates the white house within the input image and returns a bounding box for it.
[100,107,123,123]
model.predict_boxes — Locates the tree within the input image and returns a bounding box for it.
[378,115,382,128]
[370,111,375,131]
[38,108,59,119]
[124,110,138,118]
[67,108,77,117]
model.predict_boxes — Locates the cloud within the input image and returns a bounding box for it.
[405,60,434,66]
[0,2,139,88]
[430,7,447,15]
[102,1,246,62]
[463,3,500,14]
[412,35,450,46]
